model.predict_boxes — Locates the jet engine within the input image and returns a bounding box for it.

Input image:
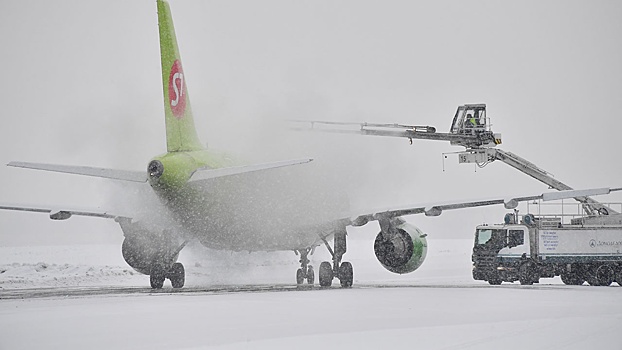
[374,217,428,274]
[117,218,180,275]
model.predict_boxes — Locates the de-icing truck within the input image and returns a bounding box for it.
[472,208,622,286]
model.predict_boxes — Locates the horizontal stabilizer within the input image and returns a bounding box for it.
[0,203,125,221]
[190,158,313,182]
[8,161,148,183]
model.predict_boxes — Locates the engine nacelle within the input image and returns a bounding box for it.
[117,218,180,275]
[374,218,428,274]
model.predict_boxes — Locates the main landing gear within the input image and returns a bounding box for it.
[148,240,189,289]
[294,228,353,288]
[150,262,185,289]
[318,228,353,288]
[118,218,189,289]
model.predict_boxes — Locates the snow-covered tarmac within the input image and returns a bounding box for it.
[1,238,620,349]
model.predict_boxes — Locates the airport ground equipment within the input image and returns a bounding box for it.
[290,104,500,149]
[291,103,617,218]
[472,206,622,286]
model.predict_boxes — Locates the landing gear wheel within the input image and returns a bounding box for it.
[339,262,353,288]
[295,248,315,286]
[319,261,333,287]
[150,264,166,289]
[307,265,315,285]
[168,262,185,289]
[296,269,305,285]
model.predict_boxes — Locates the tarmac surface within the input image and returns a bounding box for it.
[0,281,592,300]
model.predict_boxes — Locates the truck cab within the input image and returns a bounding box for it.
[472,223,530,285]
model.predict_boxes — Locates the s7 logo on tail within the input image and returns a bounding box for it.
[168,60,186,119]
[171,72,183,106]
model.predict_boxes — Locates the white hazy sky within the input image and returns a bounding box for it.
[0,0,621,245]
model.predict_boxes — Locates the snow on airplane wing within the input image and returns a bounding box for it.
[346,187,622,226]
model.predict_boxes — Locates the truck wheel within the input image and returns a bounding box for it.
[586,272,599,286]
[561,272,584,286]
[488,278,502,285]
[596,265,614,286]
[587,264,614,286]
[519,264,535,285]
[614,266,622,286]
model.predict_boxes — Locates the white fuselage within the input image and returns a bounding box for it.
[159,165,350,252]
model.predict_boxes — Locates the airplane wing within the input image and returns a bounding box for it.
[347,187,622,226]
[3,186,617,226]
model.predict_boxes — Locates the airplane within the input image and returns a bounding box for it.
[1,0,620,289]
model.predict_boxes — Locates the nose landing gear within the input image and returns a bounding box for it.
[296,248,315,285]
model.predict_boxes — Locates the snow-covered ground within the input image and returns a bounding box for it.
[1,238,621,349]
[0,238,474,289]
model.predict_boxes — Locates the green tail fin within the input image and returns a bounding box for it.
[157,0,204,152]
